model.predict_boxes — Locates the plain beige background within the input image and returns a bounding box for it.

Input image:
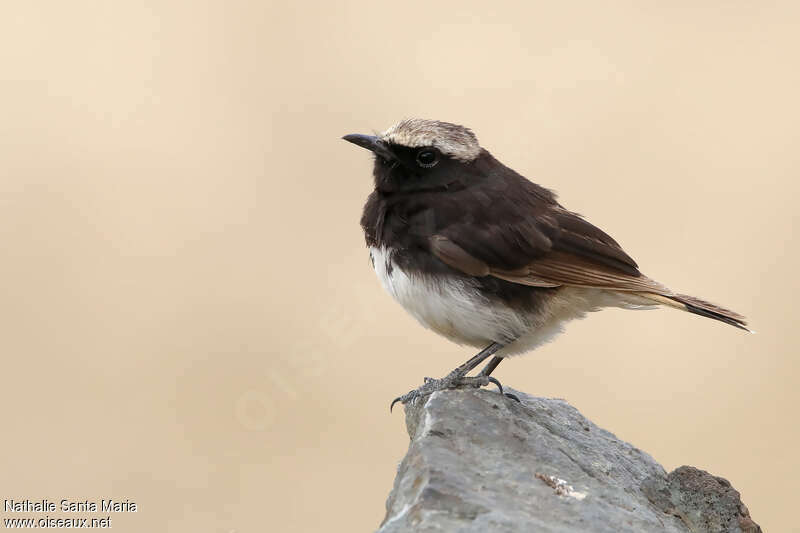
[1,1,797,531]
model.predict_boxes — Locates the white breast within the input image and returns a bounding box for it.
[369,246,532,348]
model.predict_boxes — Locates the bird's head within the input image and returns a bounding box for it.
[343,119,487,194]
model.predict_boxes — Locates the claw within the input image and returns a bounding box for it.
[486,377,520,402]
[486,376,503,395]
[390,396,402,412]
[504,392,521,403]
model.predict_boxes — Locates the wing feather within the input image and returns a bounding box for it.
[489,251,668,292]
[428,205,652,292]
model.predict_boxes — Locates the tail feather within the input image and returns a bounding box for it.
[640,292,751,332]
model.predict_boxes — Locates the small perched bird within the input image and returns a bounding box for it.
[343,119,749,408]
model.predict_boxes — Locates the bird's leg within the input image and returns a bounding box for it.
[478,355,504,377]
[391,342,506,410]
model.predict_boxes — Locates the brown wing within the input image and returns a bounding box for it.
[430,205,668,294]
[491,250,669,293]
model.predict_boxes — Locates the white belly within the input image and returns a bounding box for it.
[369,246,531,347]
[369,246,652,356]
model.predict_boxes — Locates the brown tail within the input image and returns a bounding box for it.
[641,293,751,332]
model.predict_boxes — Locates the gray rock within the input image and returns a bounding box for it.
[642,466,762,533]
[378,388,760,533]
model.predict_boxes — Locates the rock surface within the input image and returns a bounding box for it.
[377,388,760,533]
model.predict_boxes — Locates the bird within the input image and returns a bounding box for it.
[343,119,749,409]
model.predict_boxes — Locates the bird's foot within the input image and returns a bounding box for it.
[390,375,505,412]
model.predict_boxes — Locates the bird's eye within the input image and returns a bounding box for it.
[416,149,438,168]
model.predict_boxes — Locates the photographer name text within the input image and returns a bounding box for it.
[4,499,137,513]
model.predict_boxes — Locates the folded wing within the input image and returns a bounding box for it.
[428,199,748,330]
